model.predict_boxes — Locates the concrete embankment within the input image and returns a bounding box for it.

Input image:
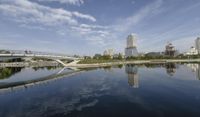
[1,59,200,68]
[71,59,200,68]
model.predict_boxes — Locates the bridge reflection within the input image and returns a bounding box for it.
[1,63,200,93]
[0,67,82,94]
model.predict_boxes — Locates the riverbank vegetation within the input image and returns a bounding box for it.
[78,54,200,64]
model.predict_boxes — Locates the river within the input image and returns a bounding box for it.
[0,63,200,117]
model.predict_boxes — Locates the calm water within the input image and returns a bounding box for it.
[0,63,200,117]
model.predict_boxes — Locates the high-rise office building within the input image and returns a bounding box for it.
[195,37,200,54]
[125,34,138,58]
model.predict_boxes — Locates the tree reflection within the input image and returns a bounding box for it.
[125,64,139,88]
[143,63,164,68]
[165,63,176,76]
[143,63,177,76]
[103,66,112,72]
[0,67,22,80]
[32,66,59,71]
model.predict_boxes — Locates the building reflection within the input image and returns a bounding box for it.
[165,63,176,76]
[125,64,139,88]
[196,64,200,80]
[186,64,200,80]
[144,63,177,76]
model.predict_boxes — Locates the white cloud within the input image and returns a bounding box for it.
[91,0,164,53]
[114,0,163,32]
[0,0,95,26]
[37,0,84,5]
[85,36,107,46]
[0,0,103,51]
[71,24,109,35]
[80,24,109,29]
[0,0,166,54]
[73,11,96,22]
[19,24,46,30]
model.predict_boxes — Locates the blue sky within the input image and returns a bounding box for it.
[0,0,200,55]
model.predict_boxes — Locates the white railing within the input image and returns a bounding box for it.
[0,54,82,60]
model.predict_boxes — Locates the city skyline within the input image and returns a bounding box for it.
[0,0,200,55]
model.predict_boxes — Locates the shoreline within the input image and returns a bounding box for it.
[69,59,200,68]
[1,59,200,68]
[0,59,200,91]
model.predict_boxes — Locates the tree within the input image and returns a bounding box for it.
[93,54,102,59]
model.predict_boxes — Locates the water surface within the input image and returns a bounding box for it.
[0,63,200,117]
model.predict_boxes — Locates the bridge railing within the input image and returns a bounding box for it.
[0,53,83,60]
[3,50,82,58]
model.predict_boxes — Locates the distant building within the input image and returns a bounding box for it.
[185,46,198,55]
[165,42,176,56]
[195,37,200,54]
[103,49,114,57]
[125,34,138,58]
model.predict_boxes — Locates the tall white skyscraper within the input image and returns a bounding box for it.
[125,33,138,58]
[127,34,137,48]
[195,37,200,54]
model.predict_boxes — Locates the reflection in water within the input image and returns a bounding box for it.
[143,63,177,76]
[32,66,60,71]
[0,66,61,81]
[125,63,177,88]
[1,64,200,117]
[125,64,139,88]
[165,63,176,76]
[117,64,123,69]
[126,63,200,81]
[196,64,200,80]
[102,66,112,72]
[0,67,22,80]
[186,64,200,80]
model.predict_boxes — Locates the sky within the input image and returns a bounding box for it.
[0,0,200,55]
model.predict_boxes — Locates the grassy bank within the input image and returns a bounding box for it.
[79,54,200,64]
[78,58,200,64]
[78,59,125,64]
